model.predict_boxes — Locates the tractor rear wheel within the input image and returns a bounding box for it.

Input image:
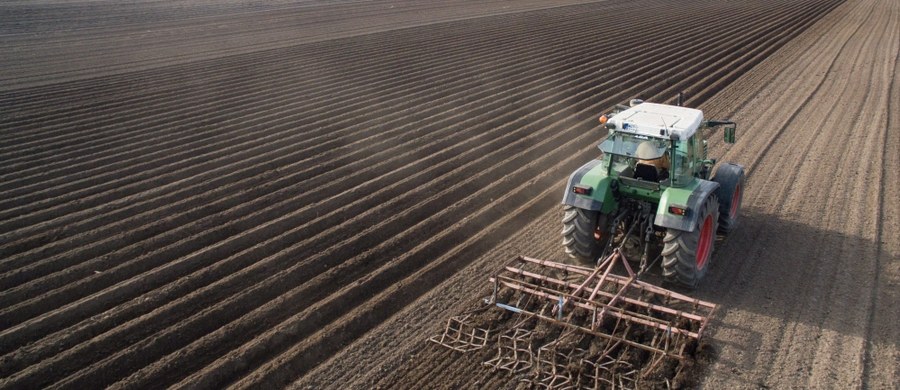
[562,205,610,266]
[661,195,719,288]
[713,163,745,234]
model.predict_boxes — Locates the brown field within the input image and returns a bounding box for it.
[0,0,896,389]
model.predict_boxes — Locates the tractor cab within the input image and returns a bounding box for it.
[599,102,705,188]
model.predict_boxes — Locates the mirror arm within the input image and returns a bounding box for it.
[704,120,736,127]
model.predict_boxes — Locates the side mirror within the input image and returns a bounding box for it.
[724,124,736,144]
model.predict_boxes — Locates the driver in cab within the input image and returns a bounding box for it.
[635,141,670,182]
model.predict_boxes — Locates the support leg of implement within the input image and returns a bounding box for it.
[430,250,716,389]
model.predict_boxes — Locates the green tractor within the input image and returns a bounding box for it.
[562,100,744,287]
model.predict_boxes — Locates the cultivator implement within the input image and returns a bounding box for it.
[430,250,716,388]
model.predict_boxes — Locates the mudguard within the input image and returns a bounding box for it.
[561,160,617,213]
[655,179,719,232]
[713,163,745,215]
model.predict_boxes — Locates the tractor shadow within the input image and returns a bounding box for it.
[674,207,898,383]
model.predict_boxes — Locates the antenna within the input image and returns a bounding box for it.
[660,114,669,137]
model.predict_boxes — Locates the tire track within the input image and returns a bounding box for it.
[860,26,900,387]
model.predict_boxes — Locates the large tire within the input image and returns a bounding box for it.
[713,163,744,234]
[661,195,719,288]
[561,205,610,266]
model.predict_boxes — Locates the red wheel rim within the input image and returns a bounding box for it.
[696,215,713,269]
[730,184,741,217]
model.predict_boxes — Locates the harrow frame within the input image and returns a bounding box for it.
[430,250,717,388]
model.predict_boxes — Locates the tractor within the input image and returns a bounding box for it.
[430,99,738,387]
[562,99,744,287]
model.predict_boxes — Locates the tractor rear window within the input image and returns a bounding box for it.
[598,133,667,159]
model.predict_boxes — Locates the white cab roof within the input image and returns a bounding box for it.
[609,102,704,139]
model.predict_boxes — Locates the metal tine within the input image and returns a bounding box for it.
[499,254,713,329]
[518,255,717,310]
[432,254,716,388]
[487,256,715,361]
[428,315,495,352]
[506,257,714,322]
[493,274,701,340]
[484,327,533,373]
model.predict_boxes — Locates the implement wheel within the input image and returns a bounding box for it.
[661,195,719,288]
[561,205,610,266]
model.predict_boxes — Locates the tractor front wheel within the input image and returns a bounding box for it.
[661,195,719,288]
[562,205,610,266]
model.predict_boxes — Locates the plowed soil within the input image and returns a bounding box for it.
[1,0,896,389]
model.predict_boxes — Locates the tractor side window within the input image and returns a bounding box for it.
[693,136,706,168]
[687,138,696,172]
[670,141,691,186]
